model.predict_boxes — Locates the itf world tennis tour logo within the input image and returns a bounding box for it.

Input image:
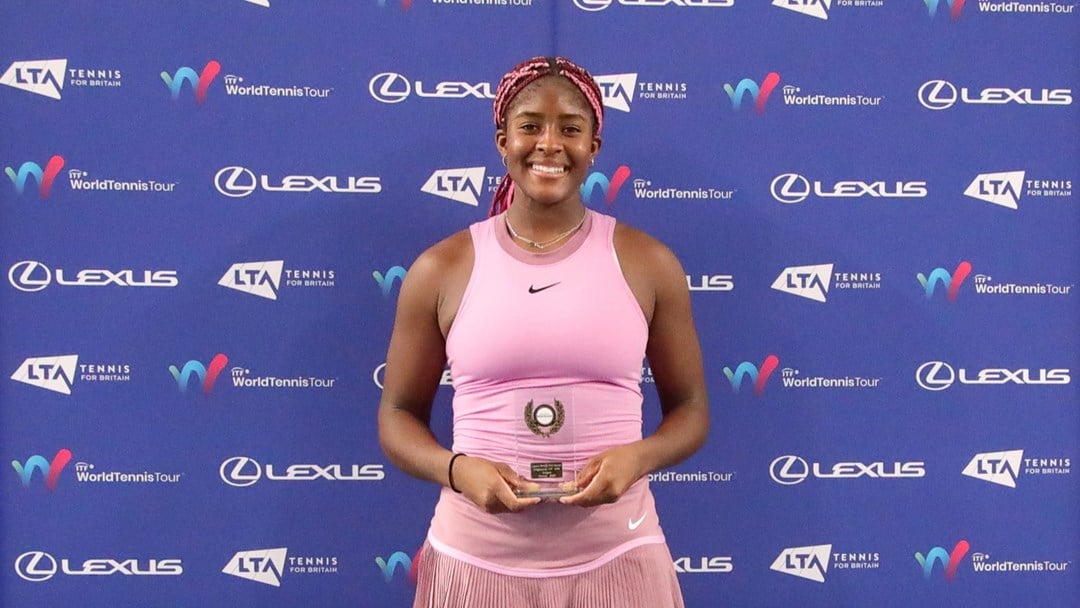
[6,155,65,198]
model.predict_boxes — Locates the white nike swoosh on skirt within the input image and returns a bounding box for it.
[628,512,648,530]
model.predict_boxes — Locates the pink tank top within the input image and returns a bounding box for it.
[427,210,666,577]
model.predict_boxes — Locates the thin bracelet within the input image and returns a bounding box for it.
[447,453,465,493]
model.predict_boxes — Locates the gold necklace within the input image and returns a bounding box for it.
[504,210,588,250]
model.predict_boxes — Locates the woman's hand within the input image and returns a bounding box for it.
[559,444,645,507]
[453,455,541,514]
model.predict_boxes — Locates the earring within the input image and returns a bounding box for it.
[590,157,595,166]
[501,156,508,168]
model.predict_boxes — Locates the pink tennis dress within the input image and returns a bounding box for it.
[414,210,684,608]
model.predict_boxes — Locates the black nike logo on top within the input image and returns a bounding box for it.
[528,282,560,294]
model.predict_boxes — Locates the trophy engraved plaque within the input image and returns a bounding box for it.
[513,387,579,498]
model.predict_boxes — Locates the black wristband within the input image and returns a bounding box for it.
[447,453,465,493]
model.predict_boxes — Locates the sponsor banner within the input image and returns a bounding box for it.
[773,0,887,20]
[962,450,1071,488]
[1,60,121,100]
[213,166,381,198]
[14,551,182,582]
[368,71,495,104]
[918,262,1073,301]
[11,448,184,490]
[218,456,385,487]
[964,171,1072,210]
[162,61,332,102]
[648,469,736,484]
[915,361,1071,391]
[724,355,881,395]
[421,167,486,206]
[673,556,734,574]
[11,355,132,395]
[170,354,337,394]
[772,545,880,582]
[771,264,882,302]
[918,80,1072,111]
[770,173,928,204]
[223,548,339,587]
[7,261,179,293]
[769,455,925,485]
[631,176,736,202]
[219,261,336,300]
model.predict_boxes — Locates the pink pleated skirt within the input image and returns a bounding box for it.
[412,540,685,608]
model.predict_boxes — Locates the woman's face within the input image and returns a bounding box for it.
[496,76,602,209]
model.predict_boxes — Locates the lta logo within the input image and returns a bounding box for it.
[724,72,781,114]
[161,61,221,103]
[581,165,631,205]
[915,540,970,580]
[723,355,780,395]
[11,449,73,490]
[375,550,418,584]
[373,266,407,296]
[924,0,966,21]
[6,155,65,198]
[917,261,973,302]
[169,354,229,394]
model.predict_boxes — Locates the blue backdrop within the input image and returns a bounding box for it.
[2,1,1077,606]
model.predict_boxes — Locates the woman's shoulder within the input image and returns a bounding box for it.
[612,219,682,273]
[409,227,474,280]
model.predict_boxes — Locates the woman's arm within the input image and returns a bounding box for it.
[562,226,709,506]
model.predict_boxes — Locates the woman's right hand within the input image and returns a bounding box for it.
[452,455,541,514]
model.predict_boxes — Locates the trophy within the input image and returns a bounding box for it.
[512,386,580,499]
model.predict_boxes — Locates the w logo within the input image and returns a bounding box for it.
[915,540,970,580]
[723,355,780,395]
[161,61,221,103]
[5,155,65,198]
[925,0,966,20]
[581,165,631,205]
[373,266,407,297]
[169,354,229,394]
[11,449,72,490]
[917,261,972,302]
[724,72,781,114]
[375,550,417,584]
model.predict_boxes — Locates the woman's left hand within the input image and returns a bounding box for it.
[558,444,644,507]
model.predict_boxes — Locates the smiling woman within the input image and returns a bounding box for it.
[377,56,708,608]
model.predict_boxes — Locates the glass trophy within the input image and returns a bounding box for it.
[512,386,580,499]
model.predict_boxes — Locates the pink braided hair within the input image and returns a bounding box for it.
[489,57,604,217]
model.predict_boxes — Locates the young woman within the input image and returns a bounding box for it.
[378,56,708,608]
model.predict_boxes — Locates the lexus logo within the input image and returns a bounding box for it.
[918,80,959,111]
[14,551,58,582]
[916,361,956,391]
[220,456,262,487]
[769,455,810,485]
[214,166,258,198]
[368,72,411,104]
[573,0,612,10]
[8,260,52,292]
[770,173,812,204]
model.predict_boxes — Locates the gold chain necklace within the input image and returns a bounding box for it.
[504,210,588,250]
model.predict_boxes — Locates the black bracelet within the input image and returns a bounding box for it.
[447,453,465,493]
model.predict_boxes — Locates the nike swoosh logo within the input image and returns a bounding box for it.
[528,282,560,294]
[628,512,648,531]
